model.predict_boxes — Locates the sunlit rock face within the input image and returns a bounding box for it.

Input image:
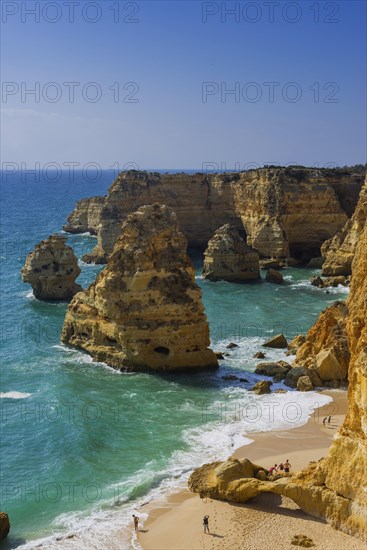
[61,204,218,372]
[202,224,260,282]
[21,235,82,301]
[64,168,362,264]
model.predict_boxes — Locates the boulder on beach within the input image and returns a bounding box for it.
[253,351,266,359]
[296,375,313,392]
[284,366,308,388]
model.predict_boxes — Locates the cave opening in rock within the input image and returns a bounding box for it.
[289,243,321,263]
[154,346,170,355]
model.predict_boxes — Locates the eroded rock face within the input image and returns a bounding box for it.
[294,301,349,382]
[202,224,260,282]
[21,235,82,301]
[197,219,367,539]
[322,176,367,276]
[61,204,218,372]
[188,458,277,502]
[64,168,362,264]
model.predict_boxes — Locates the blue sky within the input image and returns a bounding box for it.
[1,0,366,169]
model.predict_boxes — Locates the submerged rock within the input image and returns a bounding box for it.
[202,224,260,282]
[21,235,82,301]
[253,351,266,359]
[61,204,218,372]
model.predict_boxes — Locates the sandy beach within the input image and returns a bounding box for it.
[137,390,364,550]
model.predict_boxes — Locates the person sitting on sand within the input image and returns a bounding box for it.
[203,515,210,534]
[284,459,291,473]
[268,464,278,474]
[133,514,139,532]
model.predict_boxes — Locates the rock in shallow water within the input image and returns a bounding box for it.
[21,235,82,301]
[263,334,288,348]
[202,224,260,282]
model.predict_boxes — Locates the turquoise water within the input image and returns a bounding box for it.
[0,172,347,549]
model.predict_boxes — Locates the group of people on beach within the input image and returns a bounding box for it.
[322,415,332,425]
[268,459,291,475]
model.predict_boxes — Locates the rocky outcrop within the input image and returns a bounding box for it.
[190,216,367,540]
[61,204,218,372]
[294,301,349,382]
[188,458,279,502]
[263,334,288,348]
[64,168,362,264]
[0,513,10,540]
[266,268,284,284]
[322,176,367,276]
[21,235,82,301]
[202,224,260,282]
[63,196,105,235]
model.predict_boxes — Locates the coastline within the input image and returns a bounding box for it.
[137,389,363,550]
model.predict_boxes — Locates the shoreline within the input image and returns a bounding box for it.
[137,389,364,550]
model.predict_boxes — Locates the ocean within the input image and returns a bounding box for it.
[0,170,348,549]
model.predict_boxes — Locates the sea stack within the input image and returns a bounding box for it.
[21,235,82,301]
[61,204,218,372]
[202,224,260,282]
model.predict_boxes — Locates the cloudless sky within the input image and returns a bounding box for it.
[1,0,366,170]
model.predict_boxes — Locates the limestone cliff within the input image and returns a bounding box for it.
[63,196,105,235]
[202,224,260,282]
[21,235,82,301]
[64,168,362,264]
[294,301,349,383]
[61,204,218,372]
[189,216,367,540]
[322,175,367,276]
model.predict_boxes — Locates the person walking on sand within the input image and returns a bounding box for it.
[284,459,291,474]
[132,514,139,532]
[322,416,327,426]
[203,515,210,534]
[328,415,332,423]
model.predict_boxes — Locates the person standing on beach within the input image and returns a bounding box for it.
[323,417,327,425]
[203,515,210,534]
[284,460,291,474]
[133,514,139,532]
[328,415,332,423]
